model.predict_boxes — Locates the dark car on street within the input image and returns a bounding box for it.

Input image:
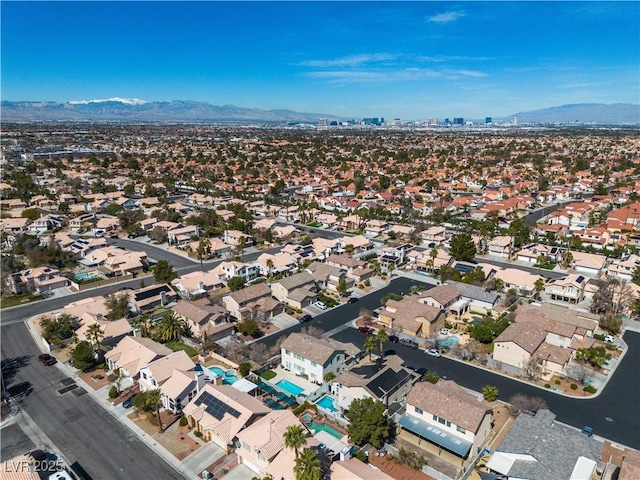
[299,314,313,323]
[388,335,399,343]
[38,353,56,366]
[122,394,137,409]
[347,297,359,304]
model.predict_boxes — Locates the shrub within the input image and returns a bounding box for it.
[593,333,605,341]
[555,379,562,385]
[570,383,578,390]
[353,449,367,462]
[239,362,251,377]
[194,430,203,438]
[584,385,597,394]
[260,370,276,380]
[108,386,119,398]
[605,343,617,351]
[179,416,188,427]
[544,383,551,389]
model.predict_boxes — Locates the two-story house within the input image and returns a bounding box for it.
[5,266,70,295]
[212,261,260,283]
[171,270,225,299]
[377,297,444,339]
[418,284,467,317]
[305,261,353,293]
[280,332,360,385]
[487,235,515,259]
[172,299,233,339]
[545,274,589,305]
[105,336,173,388]
[270,271,318,310]
[399,380,492,459]
[222,283,282,321]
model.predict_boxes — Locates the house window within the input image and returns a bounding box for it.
[415,407,423,415]
[457,426,466,434]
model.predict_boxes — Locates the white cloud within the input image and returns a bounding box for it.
[428,11,466,24]
[298,54,397,68]
[305,67,487,84]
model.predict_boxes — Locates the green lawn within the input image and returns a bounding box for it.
[165,341,198,358]
[1,293,43,308]
[260,370,276,380]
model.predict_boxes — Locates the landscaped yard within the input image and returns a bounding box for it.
[1,293,43,308]
[165,341,198,358]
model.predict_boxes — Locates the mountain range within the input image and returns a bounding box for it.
[1,99,638,125]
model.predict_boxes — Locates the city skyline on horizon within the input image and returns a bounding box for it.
[2,1,638,120]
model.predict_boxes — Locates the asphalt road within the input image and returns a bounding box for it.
[1,322,182,480]
[476,257,566,280]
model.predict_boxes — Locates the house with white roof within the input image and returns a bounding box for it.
[105,336,173,387]
[171,270,224,299]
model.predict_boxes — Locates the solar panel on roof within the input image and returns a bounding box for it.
[576,275,585,284]
[454,263,476,273]
[194,391,241,420]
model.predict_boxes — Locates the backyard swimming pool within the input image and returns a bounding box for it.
[75,271,101,281]
[316,394,338,413]
[276,378,305,396]
[437,336,460,348]
[305,422,343,439]
[208,366,238,384]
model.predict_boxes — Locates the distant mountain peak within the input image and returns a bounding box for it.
[68,97,148,105]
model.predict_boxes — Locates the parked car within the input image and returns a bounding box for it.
[127,232,139,239]
[299,314,313,323]
[388,335,399,343]
[38,353,56,366]
[358,326,374,334]
[122,394,137,409]
[314,301,327,310]
[109,233,119,239]
[29,450,47,461]
[347,297,359,304]
[399,338,419,349]
[425,348,441,357]
[604,334,615,343]
[384,349,396,356]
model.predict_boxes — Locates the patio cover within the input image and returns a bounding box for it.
[398,415,473,458]
[314,430,349,455]
[232,378,257,394]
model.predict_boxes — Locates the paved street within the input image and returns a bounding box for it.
[1,322,182,480]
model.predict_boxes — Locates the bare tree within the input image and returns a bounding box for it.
[523,356,544,380]
[248,343,269,364]
[301,325,324,338]
[566,363,594,386]
[508,394,548,415]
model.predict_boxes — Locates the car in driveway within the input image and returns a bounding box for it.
[358,326,374,334]
[425,348,441,357]
[399,338,419,349]
[604,334,615,343]
[38,353,57,366]
[122,394,137,409]
[313,301,327,310]
[299,314,313,323]
[388,335,399,343]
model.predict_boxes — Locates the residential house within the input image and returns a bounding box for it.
[515,244,563,264]
[487,235,515,258]
[183,384,271,452]
[378,297,444,339]
[29,214,64,234]
[272,224,297,239]
[168,225,200,246]
[342,234,373,252]
[95,216,120,233]
[172,299,232,340]
[130,283,178,314]
[75,316,132,348]
[486,409,603,480]
[491,266,543,296]
[418,284,467,317]
[421,225,447,245]
[389,224,417,239]
[330,458,396,480]
[270,272,318,309]
[185,237,230,259]
[606,254,640,282]
[5,266,70,295]
[222,283,282,321]
[399,380,493,459]
[364,219,389,237]
[545,274,589,305]
[306,261,353,292]
[570,251,607,277]
[331,357,416,412]
[66,237,108,259]
[446,281,501,314]
[254,252,298,277]
[223,230,254,247]
[236,409,313,478]
[104,336,173,387]
[0,217,32,234]
[171,270,225,299]
[212,261,260,283]
[280,332,360,385]
[138,350,202,413]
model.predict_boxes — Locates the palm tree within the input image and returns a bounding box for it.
[364,336,377,361]
[534,278,546,300]
[156,311,185,342]
[294,448,321,480]
[283,424,306,459]
[86,323,105,361]
[266,258,274,279]
[146,389,164,432]
[481,385,499,402]
[376,329,389,358]
[196,238,209,272]
[562,249,573,270]
[430,247,438,267]
[237,235,247,262]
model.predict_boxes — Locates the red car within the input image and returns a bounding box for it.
[38,353,56,366]
[358,326,374,334]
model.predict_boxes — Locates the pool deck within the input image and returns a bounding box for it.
[270,366,319,397]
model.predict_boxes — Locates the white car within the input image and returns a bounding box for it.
[425,349,441,357]
[314,301,327,310]
[604,334,615,343]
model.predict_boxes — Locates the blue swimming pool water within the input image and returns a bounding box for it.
[276,378,305,396]
[306,422,343,439]
[316,395,338,412]
[75,271,100,281]
[208,366,238,384]
[437,336,460,348]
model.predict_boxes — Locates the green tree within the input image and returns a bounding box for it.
[40,314,74,344]
[105,293,131,320]
[156,311,185,342]
[492,277,505,293]
[422,371,440,384]
[533,278,546,300]
[346,397,390,448]
[337,276,347,295]
[482,385,499,402]
[283,424,306,459]
[21,208,41,220]
[239,362,251,377]
[376,329,389,358]
[599,313,623,334]
[449,233,476,262]
[237,318,262,338]
[576,346,611,367]
[227,276,246,291]
[293,448,321,480]
[196,238,210,272]
[71,340,96,371]
[86,323,105,361]
[152,260,177,283]
[146,389,164,432]
[363,336,377,361]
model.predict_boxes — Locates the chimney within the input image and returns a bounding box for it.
[198,281,205,291]
[195,371,205,391]
[340,446,351,461]
[160,291,167,306]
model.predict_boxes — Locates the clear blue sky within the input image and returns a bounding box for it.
[2,1,638,120]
